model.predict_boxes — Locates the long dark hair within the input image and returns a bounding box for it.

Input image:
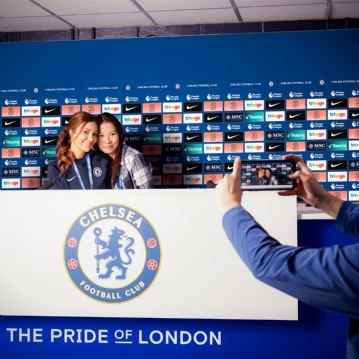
[95,112,124,188]
[56,111,97,175]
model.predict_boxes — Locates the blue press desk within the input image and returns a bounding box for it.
[0,191,354,359]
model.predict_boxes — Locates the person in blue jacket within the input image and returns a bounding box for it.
[216,154,359,359]
[47,111,110,189]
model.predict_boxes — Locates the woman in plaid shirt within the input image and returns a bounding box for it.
[95,112,154,189]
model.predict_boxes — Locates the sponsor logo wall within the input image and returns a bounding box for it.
[1,29,359,207]
[2,96,359,202]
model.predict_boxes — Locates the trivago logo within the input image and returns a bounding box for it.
[122,115,142,125]
[245,142,264,153]
[183,114,203,124]
[163,133,182,143]
[21,106,40,116]
[102,105,121,114]
[307,161,327,171]
[204,144,223,154]
[349,140,359,149]
[22,167,40,177]
[349,191,359,201]
[163,164,182,174]
[183,175,202,184]
[328,172,347,182]
[42,117,60,127]
[307,130,327,140]
[163,102,182,113]
[265,111,285,121]
[307,99,327,109]
[245,101,264,110]
[328,110,348,120]
[1,179,20,188]
[22,137,40,146]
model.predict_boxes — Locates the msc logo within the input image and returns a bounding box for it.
[64,204,161,303]
[224,112,243,122]
[163,145,182,154]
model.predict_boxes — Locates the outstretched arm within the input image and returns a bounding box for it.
[216,157,359,319]
[223,206,359,319]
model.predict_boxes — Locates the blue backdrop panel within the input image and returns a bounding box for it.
[1,29,359,196]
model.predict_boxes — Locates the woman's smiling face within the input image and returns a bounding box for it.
[97,122,120,159]
[70,121,98,158]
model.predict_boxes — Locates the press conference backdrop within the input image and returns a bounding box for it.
[0,29,359,202]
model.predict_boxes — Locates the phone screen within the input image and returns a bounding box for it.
[241,160,296,190]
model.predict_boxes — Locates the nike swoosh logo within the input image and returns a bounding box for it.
[126,106,137,111]
[5,121,16,126]
[45,109,56,113]
[269,145,280,149]
[186,136,198,140]
[187,166,198,171]
[187,105,198,110]
[227,134,239,139]
[331,132,343,137]
[207,116,218,121]
[269,103,280,107]
[331,163,343,168]
[45,139,56,143]
[289,114,300,118]
[65,120,69,124]
[227,166,233,170]
[146,117,157,122]
[67,176,77,182]
[353,113,359,117]
[331,101,342,106]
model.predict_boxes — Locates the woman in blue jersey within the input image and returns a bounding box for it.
[253,167,268,185]
[95,112,153,189]
[47,111,110,189]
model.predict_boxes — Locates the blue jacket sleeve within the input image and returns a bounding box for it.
[222,205,359,319]
[47,160,65,190]
[336,201,359,239]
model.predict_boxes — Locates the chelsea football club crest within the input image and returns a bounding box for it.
[64,204,161,303]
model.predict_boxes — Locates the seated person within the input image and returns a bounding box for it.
[265,168,278,185]
[252,167,268,185]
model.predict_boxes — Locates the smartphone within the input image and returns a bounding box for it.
[241,160,297,191]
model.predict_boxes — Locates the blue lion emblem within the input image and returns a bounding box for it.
[94,226,135,280]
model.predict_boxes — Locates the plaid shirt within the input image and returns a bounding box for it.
[119,144,153,189]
